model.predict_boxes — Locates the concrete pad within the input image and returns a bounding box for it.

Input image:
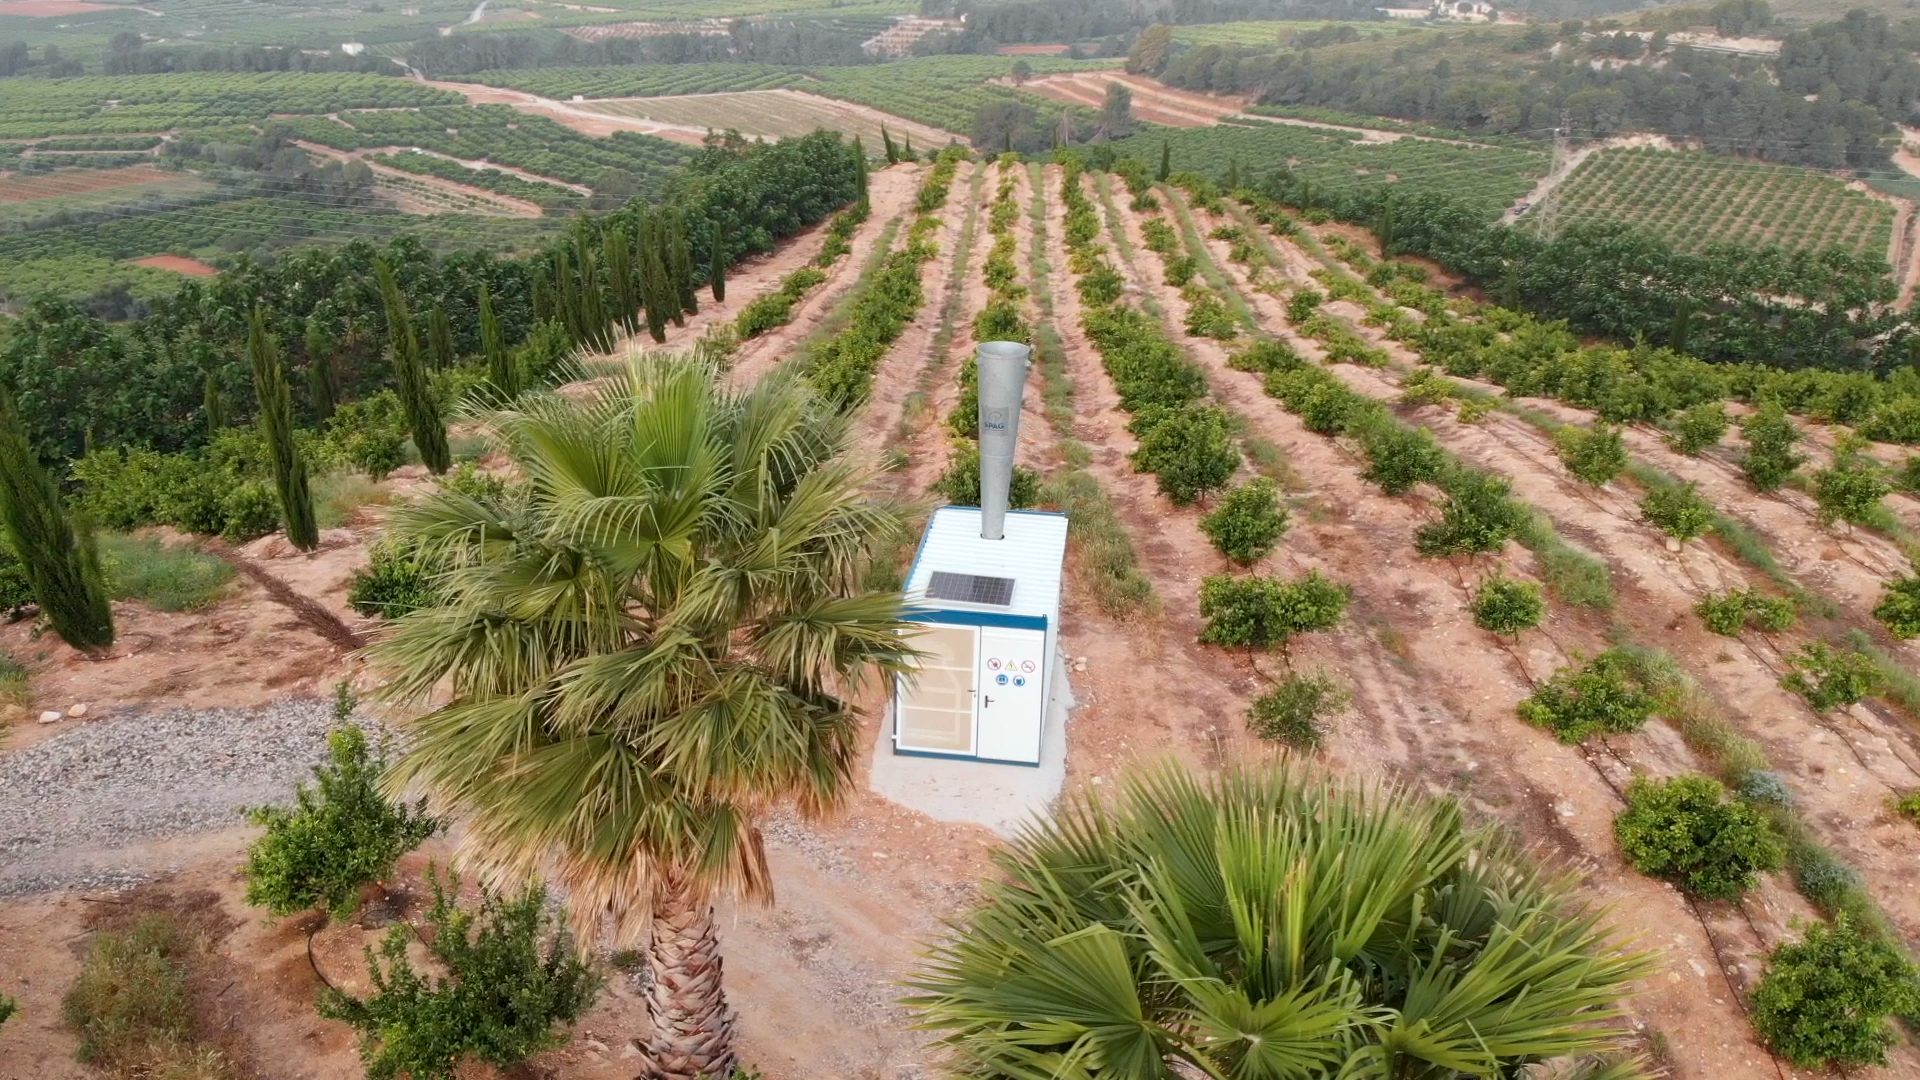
[868,652,1072,836]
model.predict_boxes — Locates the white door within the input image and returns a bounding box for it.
[975,627,1047,764]
[897,623,979,755]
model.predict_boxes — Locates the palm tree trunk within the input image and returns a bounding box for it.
[641,871,736,1080]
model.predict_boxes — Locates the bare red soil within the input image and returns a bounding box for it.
[133,254,218,277]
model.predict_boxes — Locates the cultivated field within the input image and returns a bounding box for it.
[1538,147,1897,260]
[1020,70,1249,127]
[0,163,195,203]
[7,151,1920,1080]
[577,89,952,150]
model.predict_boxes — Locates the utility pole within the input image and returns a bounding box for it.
[1536,120,1570,243]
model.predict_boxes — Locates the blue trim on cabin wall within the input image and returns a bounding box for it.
[891,744,1043,768]
[903,609,1047,630]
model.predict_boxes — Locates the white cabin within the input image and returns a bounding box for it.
[892,506,1067,766]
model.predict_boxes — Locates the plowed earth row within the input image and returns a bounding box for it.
[1132,179,1920,1076]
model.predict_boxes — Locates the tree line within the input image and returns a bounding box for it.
[404,20,873,77]
[1138,8,1920,169]
[1256,165,1901,371]
[0,129,862,465]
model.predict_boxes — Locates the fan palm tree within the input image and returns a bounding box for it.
[909,762,1652,1080]
[368,353,919,1080]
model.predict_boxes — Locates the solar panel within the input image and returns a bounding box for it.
[927,571,1016,607]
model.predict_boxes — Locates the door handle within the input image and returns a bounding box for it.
[982,696,994,708]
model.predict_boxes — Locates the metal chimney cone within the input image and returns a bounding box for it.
[976,340,1031,541]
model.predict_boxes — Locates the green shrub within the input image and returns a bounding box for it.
[1415,470,1525,557]
[0,993,12,1028]
[1739,769,1795,807]
[1128,405,1239,507]
[243,722,438,918]
[1162,254,1197,287]
[1639,481,1715,541]
[440,463,511,509]
[219,482,280,542]
[1076,262,1125,307]
[1354,416,1446,496]
[99,535,235,612]
[71,433,282,541]
[1285,288,1323,324]
[1694,588,1795,636]
[1294,380,1369,437]
[1792,845,1865,912]
[1246,667,1349,748]
[1613,774,1785,900]
[930,442,1041,509]
[1812,456,1890,528]
[1397,367,1455,407]
[512,319,574,388]
[321,392,409,480]
[1199,477,1288,565]
[1780,642,1882,713]
[1470,574,1544,636]
[319,869,600,1080]
[1198,570,1347,659]
[1740,404,1804,491]
[0,545,38,618]
[1898,455,1920,494]
[973,298,1030,344]
[1667,401,1728,455]
[1873,575,1920,639]
[1229,339,1301,375]
[1181,287,1237,340]
[349,543,443,619]
[1517,648,1659,743]
[1893,790,1920,823]
[1554,423,1627,486]
[1750,914,1920,1070]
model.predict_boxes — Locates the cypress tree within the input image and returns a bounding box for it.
[881,124,898,165]
[1225,157,1240,191]
[1157,139,1171,181]
[247,307,318,551]
[638,214,670,343]
[303,315,338,421]
[203,371,228,436]
[903,132,914,160]
[604,224,639,333]
[709,218,727,303]
[479,283,518,399]
[427,304,455,370]
[531,264,553,324]
[854,143,870,213]
[375,259,451,475]
[552,245,581,345]
[670,211,697,319]
[0,389,112,652]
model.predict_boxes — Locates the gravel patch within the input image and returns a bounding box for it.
[0,698,363,897]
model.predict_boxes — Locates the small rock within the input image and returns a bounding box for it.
[583,1039,609,1055]
[67,703,88,719]
[37,710,62,724]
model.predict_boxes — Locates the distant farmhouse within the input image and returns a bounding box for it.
[1382,0,1497,19]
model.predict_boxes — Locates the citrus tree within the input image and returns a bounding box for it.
[367,355,918,1080]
